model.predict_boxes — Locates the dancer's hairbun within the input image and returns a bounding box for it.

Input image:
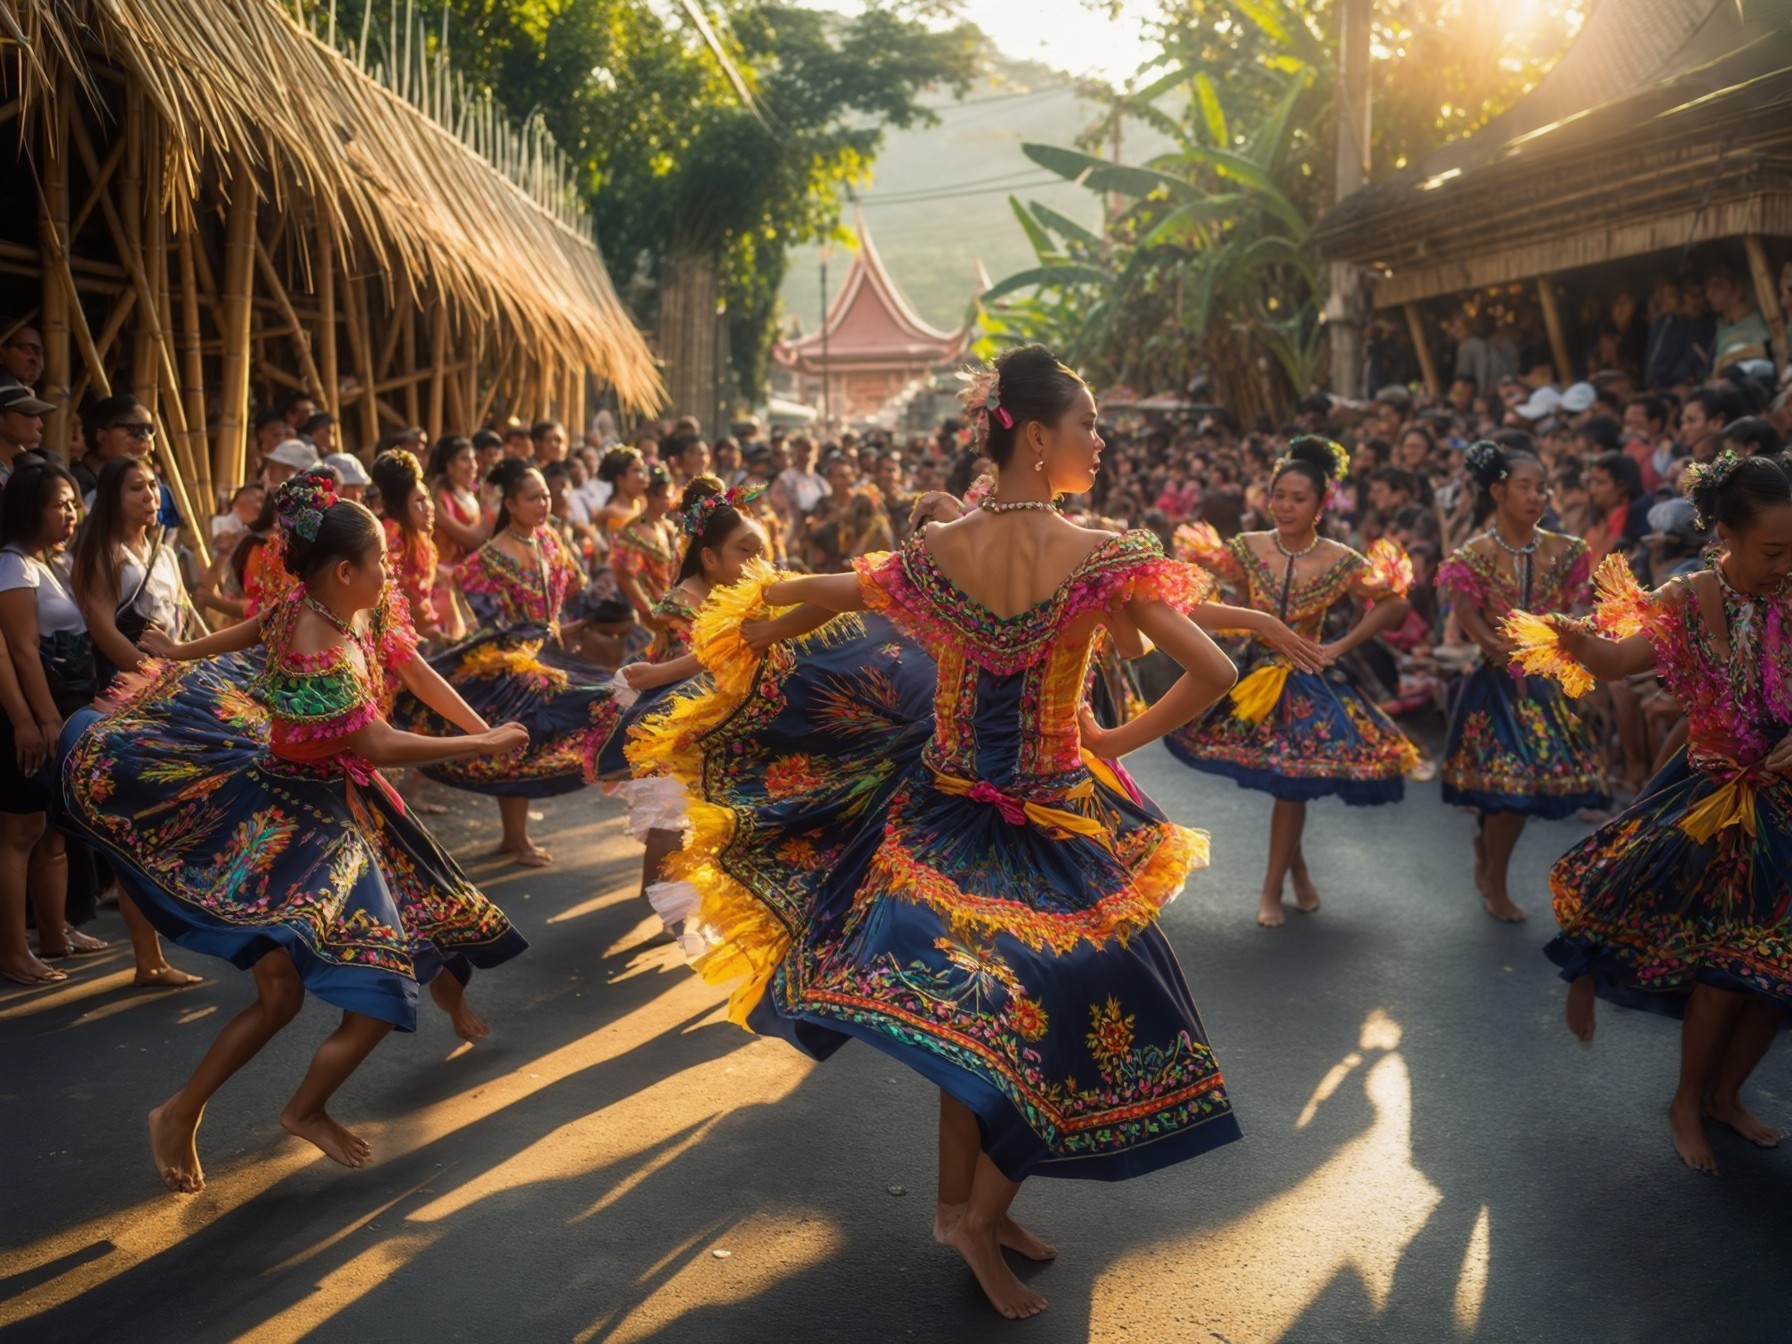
[1464,440,1509,490]
[1684,450,1791,530]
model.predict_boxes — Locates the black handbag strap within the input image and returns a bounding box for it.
[118,528,165,618]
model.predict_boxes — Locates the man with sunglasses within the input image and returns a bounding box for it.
[0,322,46,390]
[75,394,181,528]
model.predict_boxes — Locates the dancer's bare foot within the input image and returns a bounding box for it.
[1704,1095,1786,1148]
[944,1214,1047,1319]
[934,1203,1057,1261]
[135,963,203,989]
[280,1105,374,1168]
[512,841,552,868]
[430,974,492,1041]
[1292,872,1321,914]
[148,1101,204,1194]
[1,952,67,985]
[1565,976,1596,1044]
[1256,893,1286,928]
[40,927,110,958]
[1669,1098,1719,1174]
[1482,894,1527,923]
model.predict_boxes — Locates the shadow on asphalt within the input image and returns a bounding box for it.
[3,773,1791,1344]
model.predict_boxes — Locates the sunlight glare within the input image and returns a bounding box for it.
[1454,1204,1492,1332]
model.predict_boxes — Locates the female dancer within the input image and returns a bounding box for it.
[611,464,680,657]
[639,346,1241,1318]
[1519,454,1792,1174]
[1170,438,1417,926]
[393,458,618,866]
[372,449,441,641]
[593,445,650,534]
[427,434,486,642]
[1438,440,1607,922]
[57,477,529,1193]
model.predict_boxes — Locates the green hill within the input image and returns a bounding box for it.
[778,60,1171,335]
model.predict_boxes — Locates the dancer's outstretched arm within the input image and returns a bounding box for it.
[1550,620,1655,681]
[1079,600,1237,759]
[763,572,865,612]
[394,656,490,735]
[1190,602,1329,671]
[140,614,265,662]
[346,718,528,768]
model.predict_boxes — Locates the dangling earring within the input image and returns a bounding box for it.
[1034,458,1045,473]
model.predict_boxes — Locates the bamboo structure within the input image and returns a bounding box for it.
[3,0,662,559]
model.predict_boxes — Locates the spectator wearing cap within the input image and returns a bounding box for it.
[1721,415,1783,459]
[302,412,338,454]
[1642,496,1707,584]
[1,321,45,390]
[1510,384,1562,427]
[321,452,371,503]
[0,384,54,486]
[260,437,318,490]
[280,390,318,434]
[1706,265,1772,375]
[1558,381,1599,422]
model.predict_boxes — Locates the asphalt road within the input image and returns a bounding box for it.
[2,745,1788,1344]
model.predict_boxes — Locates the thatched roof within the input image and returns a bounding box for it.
[1312,1,1792,306]
[14,0,663,409]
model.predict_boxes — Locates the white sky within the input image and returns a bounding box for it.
[798,0,1160,87]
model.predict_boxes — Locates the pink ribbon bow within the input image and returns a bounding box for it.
[967,780,1028,826]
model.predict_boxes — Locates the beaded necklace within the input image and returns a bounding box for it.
[304,594,355,636]
[1271,529,1321,621]
[1489,526,1540,609]
[1714,558,1765,705]
[981,498,1060,515]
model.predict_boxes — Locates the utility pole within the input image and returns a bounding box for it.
[1326,0,1372,398]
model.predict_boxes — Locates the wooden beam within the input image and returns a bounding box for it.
[341,269,380,457]
[37,81,71,455]
[253,234,326,404]
[316,212,339,418]
[402,309,420,428]
[427,301,447,439]
[91,288,138,365]
[1536,277,1574,387]
[68,133,127,241]
[1403,303,1440,398]
[178,227,214,514]
[1744,235,1787,373]
[214,168,258,493]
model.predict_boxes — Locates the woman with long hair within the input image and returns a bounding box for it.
[1170,438,1418,926]
[611,464,680,655]
[372,449,440,642]
[391,458,621,866]
[635,345,1242,1318]
[427,434,485,642]
[68,455,203,988]
[59,476,530,1194]
[1437,439,1608,922]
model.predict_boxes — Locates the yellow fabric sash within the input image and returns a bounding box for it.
[1677,772,1758,843]
[933,770,1111,848]
[1230,661,1291,723]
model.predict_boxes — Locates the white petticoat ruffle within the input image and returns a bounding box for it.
[609,774,691,843]
[646,880,716,959]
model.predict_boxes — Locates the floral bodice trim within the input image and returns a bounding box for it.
[649,585,701,660]
[244,529,299,617]
[257,581,418,742]
[612,519,679,593]
[1176,524,1408,633]
[1631,575,1792,772]
[853,529,1212,676]
[458,527,581,630]
[1438,532,1589,618]
[383,517,440,627]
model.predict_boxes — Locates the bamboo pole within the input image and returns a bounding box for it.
[178,228,214,514]
[1403,303,1441,398]
[1743,235,1787,373]
[149,124,171,426]
[253,235,326,405]
[38,84,72,455]
[91,289,138,365]
[316,212,339,418]
[443,340,467,437]
[341,268,380,456]
[1536,277,1574,388]
[215,168,258,493]
[402,308,420,427]
[427,299,447,439]
[122,84,157,405]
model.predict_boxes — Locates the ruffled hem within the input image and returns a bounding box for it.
[1441,782,1608,819]
[1165,742,1408,805]
[612,774,691,842]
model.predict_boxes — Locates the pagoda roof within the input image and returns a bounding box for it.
[783,211,968,366]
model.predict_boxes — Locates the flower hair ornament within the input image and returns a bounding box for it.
[1464,439,1508,483]
[1683,449,1746,529]
[680,482,765,538]
[1274,436,1351,509]
[958,365,1013,448]
[274,476,338,543]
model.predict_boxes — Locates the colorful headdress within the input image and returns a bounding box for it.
[274,475,337,543]
[1464,439,1509,485]
[958,365,1013,448]
[1683,449,1745,529]
[680,482,764,538]
[1273,436,1351,508]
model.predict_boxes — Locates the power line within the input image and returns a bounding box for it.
[859,176,1067,206]
[854,166,1054,202]
[917,83,1076,113]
